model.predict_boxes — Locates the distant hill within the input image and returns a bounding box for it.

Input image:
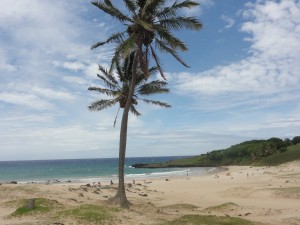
[133,136,300,168]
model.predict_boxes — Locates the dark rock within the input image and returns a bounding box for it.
[81,187,88,192]
[139,193,148,197]
[10,181,17,184]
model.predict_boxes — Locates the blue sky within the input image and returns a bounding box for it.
[1,0,300,160]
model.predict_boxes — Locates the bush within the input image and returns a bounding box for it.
[292,136,300,145]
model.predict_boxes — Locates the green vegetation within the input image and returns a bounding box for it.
[158,215,263,225]
[10,198,62,217]
[61,204,118,224]
[8,199,118,224]
[260,143,300,165]
[133,136,300,168]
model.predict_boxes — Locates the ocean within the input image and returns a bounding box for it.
[0,156,215,183]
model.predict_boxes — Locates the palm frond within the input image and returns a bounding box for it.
[156,6,176,19]
[138,80,169,95]
[91,1,131,23]
[148,66,159,77]
[172,0,200,9]
[88,87,118,97]
[97,74,119,90]
[109,37,136,74]
[155,39,189,67]
[141,99,171,108]
[115,56,125,82]
[135,65,158,86]
[135,70,147,86]
[124,0,138,14]
[88,98,119,111]
[136,19,153,31]
[154,25,187,51]
[150,45,165,79]
[98,65,118,85]
[130,105,141,116]
[90,32,125,50]
[122,51,136,82]
[141,0,164,17]
[160,17,202,31]
[156,0,199,19]
[113,107,121,127]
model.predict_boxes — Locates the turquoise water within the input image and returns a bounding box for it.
[0,157,214,183]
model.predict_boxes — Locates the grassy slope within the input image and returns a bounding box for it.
[260,144,300,165]
[133,142,300,168]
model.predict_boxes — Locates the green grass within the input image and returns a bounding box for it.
[8,199,117,224]
[10,198,62,217]
[61,204,118,224]
[260,144,300,166]
[134,142,300,168]
[158,215,263,225]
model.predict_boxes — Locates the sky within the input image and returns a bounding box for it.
[1,0,300,161]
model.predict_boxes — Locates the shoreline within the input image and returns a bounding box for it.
[0,166,226,185]
[1,161,299,224]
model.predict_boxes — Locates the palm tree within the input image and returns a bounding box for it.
[91,0,202,78]
[89,52,170,116]
[88,52,170,207]
[90,0,202,207]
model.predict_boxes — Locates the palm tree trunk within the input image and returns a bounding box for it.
[109,52,138,208]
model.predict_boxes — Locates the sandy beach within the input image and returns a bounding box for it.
[1,161,299,225]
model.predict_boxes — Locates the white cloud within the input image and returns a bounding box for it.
[62,62,86,72]
[220,15,235,29]
[63,76,90,86]
[264,117,300,129]
[31,86,75,101]
[84,63,101,78]
[0,51,17,72]
[0,0,110,113]
[175,0,300,110]
[0,92,54,111]
[182,0,214,16]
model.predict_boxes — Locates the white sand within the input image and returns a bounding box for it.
[1,161,300,225]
